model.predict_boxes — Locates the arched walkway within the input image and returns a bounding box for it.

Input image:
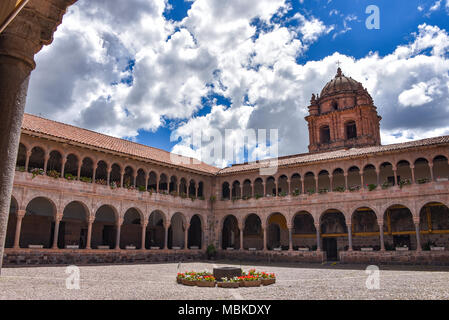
[188,215,202,249]
[221,215,239,249]
[120,208,142,249]
[419,202,449,250]
[320,209,348,260]
[147,210,165,249]
[59,201,89,249]
[20,197,56,248]
[92,205,117,249]
[351,207,380,251]
[267,213,288,250]
[292,211,316,250]
[168,213,185,249]
[243,214,263,250]
[383,205,417,250]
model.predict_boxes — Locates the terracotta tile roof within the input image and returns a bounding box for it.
[218,135,449,175]
[21,113,220,175]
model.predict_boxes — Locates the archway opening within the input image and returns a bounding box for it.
[95,160,108,185]
[60,201,88,249]
[147,210,165,249]
[414,158,431,183]
[92,205,117,249]
[433,156,449,181]
[28,146,45,172]
[20,197,55,248]
[383,205,416,250]
[419,202,449,250]
[352,207,380,251]
[120,208,142,249]
[64,154,78,179]
[47,150,62,176]
[243,214,262,250]
[15,143,26,169]
[320,209,348,260]
[110,163,121,187]
[267,213,288,250]
[188,215,202,249]
[292,211,316,251]
[168,213,185,249]
[221,215,239,249]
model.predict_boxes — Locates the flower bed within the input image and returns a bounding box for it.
[176,268,276,288]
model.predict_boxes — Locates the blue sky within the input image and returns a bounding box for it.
[26,0,449,167]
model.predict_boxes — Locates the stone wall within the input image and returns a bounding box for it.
[217,249,325,264]
[340,250,449,265]
[3,249,205,266]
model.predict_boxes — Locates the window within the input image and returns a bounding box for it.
[346,121,357,139]
[320,126,331,144]
[331,100,338,111]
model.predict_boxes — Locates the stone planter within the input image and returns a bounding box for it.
[273,248,282,251]
[177,278,183,284]
[261,278,276,286]
[361,247,373,252]
[248,248,257,251]
[97,245,110,250]
[431,247,445,251]
[125,246,136,250]
[150,246,160,250]
[241,280,261,287]
[436,178,448,182]
[226,247,235,251]
[395,247,409,251]
[172,246,182,250]
[65,245,79,249]
[181,279,196,286]
[217,282,239,288]
[196,281,216,288]
[190,246,199,250]
[298,248,309,251]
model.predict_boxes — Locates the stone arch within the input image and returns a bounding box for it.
[64,153,79,179]
[231,180,241,199]
[92,204,119,249]
[221,214,240,249]
[320,209,348,259]
[188,179,196,197]
[318,170,330,192]
[123,166,135,188]
[278,175,288,195]
[304,171,315,194]
[267,212,288,250]
[433,155,449,180]
[120,207,142,249]
[95,160,108,185]
[363,164,377,187]
[159,173,169,193]
[419,202,449,250]
[379,162,394,187]
[28,146,45,172]
[383,204,416,250]
[169,175,178,194]
[59,201,90,249]
[332,168,345,191]
[188,214,202,249]
[414,158,432,183]
[146,210,166,249]
[266,176,276,196]
[242,179,252,198]
[292,211,316,251]
[290,173,301,195]
[253,178,264,197]
[80,157,94,182]
[243,213,263,250]
[345,120,357,139]
[148,171,158,192]
[168,212,186,249]
[47,150,63,175]
[222,181,230,200]
[396,160,412,184]
[351,207,380,251]
[20,197,57,248]
[347,166,361,189]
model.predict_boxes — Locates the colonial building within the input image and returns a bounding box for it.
[4,69,449,265]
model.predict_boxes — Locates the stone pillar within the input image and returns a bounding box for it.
[360,173,365,189]
[239,185,243,198]
[52,213,63,249]
[120,170,124,188]
[92,163,97,184]
[0,0,77,270]
[77,165,81,180]
[315,176,319,192]
[315,223,321,251]
[133,174,137,188]
[287,179,291,195]
[13,210,26,249]
[344,173,349,191]
[410,165,415,184]
[43,153,50,174]
[263,182,266,197]
[251,183,254,198]
[288,223,293,251]
[86,218,93,249]
[274,182,278,196]
[141,222,147,250]
[115,219,122,250]
[61,156,67,178]
[347,224,353,251]
[376,169,380,186]
[393,169,398,186]
[329,175,333,192]
[301,179,305,194]
[184,223,190,249]
[106,168,111,186]
[239,222,244,251]
[263,224,268,251]
[164,222,169,250]
[429,163,434,182]
[415,220,421,251]
[379,221,385,251]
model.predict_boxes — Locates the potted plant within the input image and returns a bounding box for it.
[30,168,44,179]
[318,188,328,194]
[206,244,217,260]
[46,169,60,179]
[196,275,216,287]
[367,184,377,191]
[181,273,197,286]
[238,275,261,287]
[218,277,240,288]
[381,181,391,189]
[333,186,345,192]
[292,189,300,196]
[260,272,276,286]
[176,273,185,284]
[399,178,411,189]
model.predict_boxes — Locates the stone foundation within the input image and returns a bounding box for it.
[217,249,325,263]
[340,250,449,265]
[2,249,206,266]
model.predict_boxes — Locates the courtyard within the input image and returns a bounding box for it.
[1,261,449,300]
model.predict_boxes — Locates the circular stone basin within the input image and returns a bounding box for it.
[213,267,242,281]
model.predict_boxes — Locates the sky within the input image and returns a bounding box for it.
[25,0,449,168]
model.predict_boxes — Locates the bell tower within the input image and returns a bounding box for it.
[305,68,382,153]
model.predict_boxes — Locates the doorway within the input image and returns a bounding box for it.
[323,237,338,261]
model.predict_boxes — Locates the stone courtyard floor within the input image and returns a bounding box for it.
[1,261,449,300]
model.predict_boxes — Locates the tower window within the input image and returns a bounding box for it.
[331,101,338,111]
[346,121,357,139]
[320,126,331,144]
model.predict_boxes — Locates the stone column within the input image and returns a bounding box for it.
[120,170,124,188]
[52,213,63,249]
[106,168,111,186]
[133,174,137,188]
[315,223,321,251]
[410,165,415,184]
[274,182,278,196]
[77,165,81,180]
[315,176,319,192]
[360,173,365,189]
[288,223,293,251]
[287,179,291,195]
[115,219,122,250]
[329,175,333,192]
[86,218,93,249]
[379,221,385,251]
[344,173,349,191]
[263,224,268,251]
[184,223,190,249]
[415,220,421,251]
[263,182,266,197]
[376,169,380,186]
[347,224,353,251]
[43,153,50,174]
[429,163,434,182]
[0,0,77,271]
[393,169,398,186]
[239,222,244,251]
[13,210,26,249]
[301,179,305,194]
[92,163,97,184]
[251,183,254,198]
[164,222,169,250]
[141,222,147,250]
[61,156,67,178]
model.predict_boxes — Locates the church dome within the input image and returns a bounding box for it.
[320,68,362,98]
